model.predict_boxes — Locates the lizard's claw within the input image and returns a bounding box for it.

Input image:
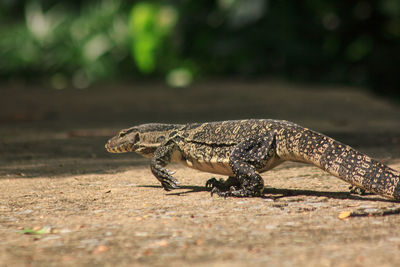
[161,181,179,191]
[210,187,224,197]
[161,177,180,191]
[155,167,180,191]
[349,185,366,195]
[210,186,235,198]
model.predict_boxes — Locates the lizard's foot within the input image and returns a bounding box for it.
[205,176,240,191]
[205,178,228,191]
[349,185,366,195]
[210,186,262,198]
[156,168,180,191]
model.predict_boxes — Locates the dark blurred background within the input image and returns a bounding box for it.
[1,0,400,182]
[1,0,399,96]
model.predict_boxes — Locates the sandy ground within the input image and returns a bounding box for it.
[1,79,400,266]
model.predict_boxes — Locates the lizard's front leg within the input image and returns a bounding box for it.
[150,142,181,191]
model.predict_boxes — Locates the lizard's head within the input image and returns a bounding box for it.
[105,123,180,158]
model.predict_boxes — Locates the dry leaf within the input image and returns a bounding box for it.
[93,245,109,254]
[338,211,351,219]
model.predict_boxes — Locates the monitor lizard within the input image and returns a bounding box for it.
[105,119,400,200]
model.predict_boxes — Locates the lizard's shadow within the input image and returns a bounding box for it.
[138,185,397,202]
[262,187,398,202]
[138,185,207,195]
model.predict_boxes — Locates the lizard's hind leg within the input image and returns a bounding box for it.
[211,135,276,198]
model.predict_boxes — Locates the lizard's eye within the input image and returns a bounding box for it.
[118,130,127,138]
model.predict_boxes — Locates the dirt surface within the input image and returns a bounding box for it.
[1,80,400,266]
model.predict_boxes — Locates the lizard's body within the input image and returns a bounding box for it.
[105,119,400,200]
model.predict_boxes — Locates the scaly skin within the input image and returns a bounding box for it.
[105,119,400,200]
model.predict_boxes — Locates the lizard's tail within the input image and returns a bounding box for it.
[319,147,400,200]
[281,128,400,200]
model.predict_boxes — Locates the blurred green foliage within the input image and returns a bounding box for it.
[0,0,131,89]
[129,2,178,74]
[0,0,399,94]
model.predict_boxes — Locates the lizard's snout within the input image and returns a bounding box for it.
[105,138,129,153]
[105,139,117,153]
[105,141,113,152]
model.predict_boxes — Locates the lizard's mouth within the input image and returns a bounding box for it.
[105,143,129,153]
[136,145,157,157]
